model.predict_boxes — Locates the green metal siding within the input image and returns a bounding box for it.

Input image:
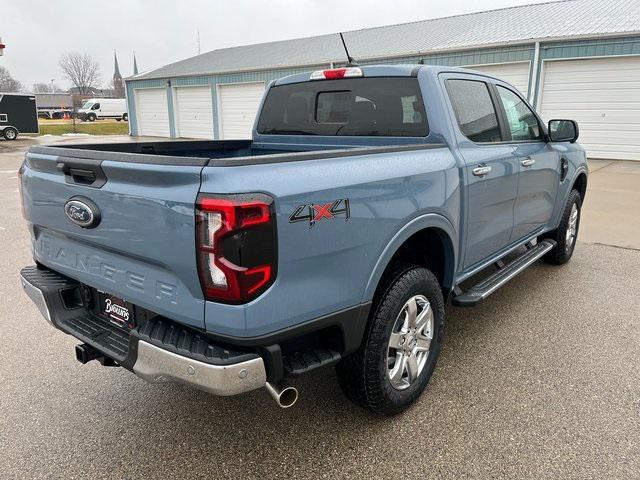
[126,36,640,137]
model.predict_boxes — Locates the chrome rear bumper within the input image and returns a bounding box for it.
[20,267,267,397]
[133,340,266,396]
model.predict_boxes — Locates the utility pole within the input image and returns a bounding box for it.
[197,29,201,55]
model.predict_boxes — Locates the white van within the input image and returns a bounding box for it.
[78,98,128,122]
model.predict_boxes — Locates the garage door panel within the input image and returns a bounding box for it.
[135,89,170,137]
[540,57,640,160]
[174,86,214,139]
[219,83,265,139]
[543,90,637,103]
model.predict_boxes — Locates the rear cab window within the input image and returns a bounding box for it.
[257,77,428,137]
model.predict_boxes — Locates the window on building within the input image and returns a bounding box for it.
[446,79,502,143]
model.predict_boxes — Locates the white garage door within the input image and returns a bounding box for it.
[174,86,214,139]
[468,62,531,97]
[135,88,170,137]
[540,57,640,160]
[218,82,265,139]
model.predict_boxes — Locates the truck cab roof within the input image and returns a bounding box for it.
[273,64,483,86]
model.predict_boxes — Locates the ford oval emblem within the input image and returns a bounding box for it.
[64,197,101,229]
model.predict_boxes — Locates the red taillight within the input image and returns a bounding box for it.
[196,194,277,303]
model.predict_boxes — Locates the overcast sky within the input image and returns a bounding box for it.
[2,0,552,90]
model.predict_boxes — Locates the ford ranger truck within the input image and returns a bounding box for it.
[19,65,587,414]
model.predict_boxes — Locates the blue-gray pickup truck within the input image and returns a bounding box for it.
[19,65,587,414]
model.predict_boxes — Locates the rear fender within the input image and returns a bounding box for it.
[362,213,457,301]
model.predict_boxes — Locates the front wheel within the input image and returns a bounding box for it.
[87,113,96,122]
[336,266,445,415]
[541,189,582,265]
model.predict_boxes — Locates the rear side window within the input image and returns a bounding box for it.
[257,77,428,137]
[446,79,501,143]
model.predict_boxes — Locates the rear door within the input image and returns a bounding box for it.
[22,149,206,328]
[493,83,559,241]
[444,75,519,269]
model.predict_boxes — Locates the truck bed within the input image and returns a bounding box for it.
[28,139,442,167]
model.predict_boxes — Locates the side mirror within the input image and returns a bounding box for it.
[548,119,579,143]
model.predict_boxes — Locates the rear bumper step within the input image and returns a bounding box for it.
[19,265,267,397]
[452,240,556,307]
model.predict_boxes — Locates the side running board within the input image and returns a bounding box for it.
[452,240,556,307]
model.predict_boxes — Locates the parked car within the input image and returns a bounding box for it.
[19,65,587,414]
[77,98,127,122]
[0,93,38,140]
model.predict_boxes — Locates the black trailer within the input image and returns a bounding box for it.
[0,93,38,140]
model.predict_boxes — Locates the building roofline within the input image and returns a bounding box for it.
[125,30,640,83]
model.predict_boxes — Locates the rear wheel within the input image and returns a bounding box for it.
[2,127,18,141]
[336,266,445,415]
[122,113,128,122]
[541,189,582,265]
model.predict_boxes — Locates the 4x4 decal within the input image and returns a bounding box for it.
[289,199,350,227]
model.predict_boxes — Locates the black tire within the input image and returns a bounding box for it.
[122,113,128,122]
[2,127,18,141]
[88,113,96,122]
[116,118,121,122]
[541,189,582,265]
[336,266,445,415]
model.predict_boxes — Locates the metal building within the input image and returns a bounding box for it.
[125,0,640,160]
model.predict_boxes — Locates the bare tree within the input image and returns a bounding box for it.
[32,82,64,93]
[59,53,101,94]
[0,66,23,92]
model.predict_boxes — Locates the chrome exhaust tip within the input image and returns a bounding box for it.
[265,382,298,408]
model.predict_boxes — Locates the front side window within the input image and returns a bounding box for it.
[445,79,501,143]
[496,86,542,141]
[81,101,93,110]
[92,103,100,110]
[257,77,428,137]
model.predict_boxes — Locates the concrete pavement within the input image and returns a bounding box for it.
[0,138,638,479]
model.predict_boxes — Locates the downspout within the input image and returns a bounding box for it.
[528,41,541,105]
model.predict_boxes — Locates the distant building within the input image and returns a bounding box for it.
[34,93,73,110]
[113,51,125,98]
[133,53,139,75]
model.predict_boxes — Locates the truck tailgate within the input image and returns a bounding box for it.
[21,150,205,329]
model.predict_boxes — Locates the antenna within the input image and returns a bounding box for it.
[339,33,358,66]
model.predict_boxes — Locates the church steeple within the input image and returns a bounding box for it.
[113,50,125,97]
[133,52,139,75]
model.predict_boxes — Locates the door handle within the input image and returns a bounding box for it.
[472,165,492,177]
[521,157,536,167]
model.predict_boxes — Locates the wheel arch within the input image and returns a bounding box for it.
[363,214,457,302]
[572,171,588,201]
